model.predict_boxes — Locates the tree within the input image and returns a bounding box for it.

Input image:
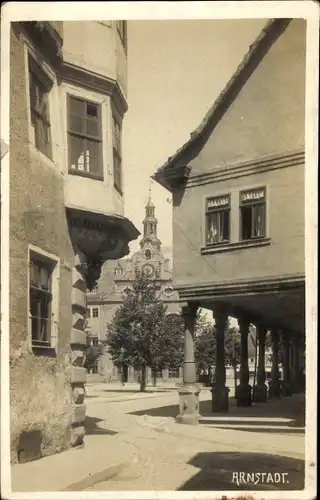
[194,316,241,389]
[83,319,104,373]
[106,271,183,391]
[194,312,216,383]
[225,325,241,393]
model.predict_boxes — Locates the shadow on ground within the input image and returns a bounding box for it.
[101,388,174,394]
[129,396,305,434]
[84,416,118,436]
[177,451,304,491]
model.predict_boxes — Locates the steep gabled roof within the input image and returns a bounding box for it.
[152,18,292,192]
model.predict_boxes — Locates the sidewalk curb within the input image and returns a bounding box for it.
[61,460,130,491]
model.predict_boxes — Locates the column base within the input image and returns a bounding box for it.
[211,384,230,412]
[235,384,252,407]
[291,378,302,394]
[252,383,268,403]
[268,379,282,398]
[282,380,293,397]
[175,383,201,425]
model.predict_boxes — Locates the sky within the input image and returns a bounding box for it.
[122,19,268,258]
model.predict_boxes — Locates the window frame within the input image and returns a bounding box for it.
[239,187,266,241]
[115,20,127,51]
[112,113,123,193]
[91,307,99,318]
[28,247,59,351]
[205,194,231,246]
[67,94,104,180]
[28,55,53,160]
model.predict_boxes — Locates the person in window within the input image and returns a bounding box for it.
[207,219,218,244]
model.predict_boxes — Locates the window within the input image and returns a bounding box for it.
[240,188,266,240]
[112,115,122,192]
[116,20,127,49]
[29,58,52,159]
[115,266,122,276]
[91,307,99,318]
[205,195,230,245]
[145,249,151,260]
[68,95,103,178]
[29,256,54,346]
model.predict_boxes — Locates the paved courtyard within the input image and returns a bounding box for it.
[11,381,306,494]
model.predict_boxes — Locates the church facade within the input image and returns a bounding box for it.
[87,195,182,383]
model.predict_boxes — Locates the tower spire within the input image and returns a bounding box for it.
[139,181,161,251]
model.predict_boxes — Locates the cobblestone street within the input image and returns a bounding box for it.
[84,383,305,491]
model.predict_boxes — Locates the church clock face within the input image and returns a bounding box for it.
[142,263,155,278]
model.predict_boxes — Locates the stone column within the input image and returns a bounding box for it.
[281,331,292,397]
[235,316,252,406]
[211,306,229,412]
[291,335,303,394]
[253,326,268,402]
[176,303,201,425]
[163,368,169,382]
[269,329,281,398]
[128,365,135,383]
[69,249,88,447]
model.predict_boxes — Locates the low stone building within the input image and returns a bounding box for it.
[153,18,306,422]
[87,195,182,383]
[9,20,139,462]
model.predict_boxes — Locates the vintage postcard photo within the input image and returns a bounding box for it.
[0,1,318,499]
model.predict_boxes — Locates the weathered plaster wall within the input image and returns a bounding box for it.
[173,162,304,287]
[172,20,305,288]
[10,26,74,463]
[191,19,306,172]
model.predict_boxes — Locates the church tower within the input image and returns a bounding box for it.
[139,189,162,252]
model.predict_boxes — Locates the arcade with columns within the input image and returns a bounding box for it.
[175,284,305,424]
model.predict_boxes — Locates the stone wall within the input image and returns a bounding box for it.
[10,25,74,463]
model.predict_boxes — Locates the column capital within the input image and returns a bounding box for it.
[180,302,199,320]
[212,303,229,321]
[238,315,251,333]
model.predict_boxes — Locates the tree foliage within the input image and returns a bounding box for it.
[194,315,241,373]
[83,320,104,372]
[106,272,184,391]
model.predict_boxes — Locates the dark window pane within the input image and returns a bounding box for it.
[222,211,230,241]
[69,134,86,171]
[86,103,98,118]
[40,292,51,319]
[241,206,253,240]
[253,204,265,237]
[69,97,85,117]
[31,317,40,340]
[86,117,100,138]
[30,291,41,317]
[69,114,85,135]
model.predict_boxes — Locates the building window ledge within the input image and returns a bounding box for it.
[32,345,57,357]
[201,237,271,255]
[68,169,104,182]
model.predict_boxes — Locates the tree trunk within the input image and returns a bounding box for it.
[152,368,157,387]
[233,362,237,395]
[140,364,146,392]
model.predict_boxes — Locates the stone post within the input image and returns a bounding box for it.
[69,249,88,447]
[282,331,292,397]
[235,316,252,406]
[211,306,229,412]
[253,326,268,402]
[269,329,281,398]
[176,303,201,425]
